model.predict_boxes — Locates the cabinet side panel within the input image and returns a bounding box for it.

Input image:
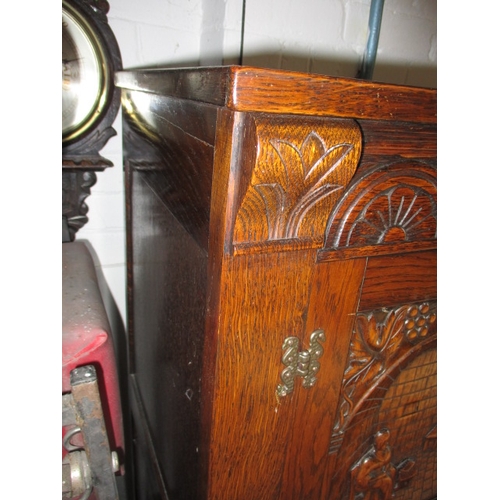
[129,171,208,500]
[122,93,218,251]
[199,110,257,500]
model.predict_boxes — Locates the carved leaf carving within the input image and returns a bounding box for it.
[330,302,436,453]
[262,135,352,238]
[349,429,417,499]
[234,117,362,247]
[253,183,286,240]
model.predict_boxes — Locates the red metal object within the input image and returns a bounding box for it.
[62,241,124,466]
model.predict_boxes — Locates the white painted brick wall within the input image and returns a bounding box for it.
[76,0,436,327]
[243,0,436,86]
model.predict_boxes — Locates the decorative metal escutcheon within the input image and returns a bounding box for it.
[276,329,326,397]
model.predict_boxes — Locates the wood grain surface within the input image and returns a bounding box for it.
[116,66,436,122]
[121,66,437,500]
[359,251,437,310]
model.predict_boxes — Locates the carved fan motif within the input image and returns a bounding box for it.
[346,184,436,246]
[324,162,437,253]
[233,117,362,247]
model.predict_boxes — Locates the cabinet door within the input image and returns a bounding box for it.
[324,253,437,500]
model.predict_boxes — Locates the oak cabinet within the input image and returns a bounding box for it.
[116,66,436,500]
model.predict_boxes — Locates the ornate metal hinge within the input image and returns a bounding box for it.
[276,329,326,397]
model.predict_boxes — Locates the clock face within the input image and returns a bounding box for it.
[62,2,108,143]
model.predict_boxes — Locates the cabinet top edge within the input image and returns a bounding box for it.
[115,65,436,123]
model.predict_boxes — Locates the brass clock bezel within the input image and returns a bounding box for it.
[62,0,122,156]
[62,0,110,143]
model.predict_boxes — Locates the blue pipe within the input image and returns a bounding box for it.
[357,0,385,80]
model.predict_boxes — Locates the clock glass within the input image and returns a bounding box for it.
[62,2,107,142]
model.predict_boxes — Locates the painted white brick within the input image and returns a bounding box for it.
[200,0,226,65]
[110,0,202,32]
[138,23,202,66]
[343,0,370,55]
[384,0,436,20]
[107,19,142,69]
[378,13,437,64]
[78,190,125,234]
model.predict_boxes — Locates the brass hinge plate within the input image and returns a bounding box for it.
[276,329,325,397]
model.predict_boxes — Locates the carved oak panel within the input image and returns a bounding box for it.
[320,161,436,260]
[233,116,362,250]
[327,348,437,500]
[324,297,437,500]
[349,428,417,500]
[330,302,437,454]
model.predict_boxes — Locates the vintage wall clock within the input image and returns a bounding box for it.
[62,0,122,241]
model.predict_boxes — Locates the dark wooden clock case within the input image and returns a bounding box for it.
[62,0,122,242]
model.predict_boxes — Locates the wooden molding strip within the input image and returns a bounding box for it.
[116,66,436,123]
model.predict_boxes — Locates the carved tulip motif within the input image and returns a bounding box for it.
[233,118,362,246]
[255,132,352,239]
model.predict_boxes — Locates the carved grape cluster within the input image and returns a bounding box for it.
[403,303,436,342]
